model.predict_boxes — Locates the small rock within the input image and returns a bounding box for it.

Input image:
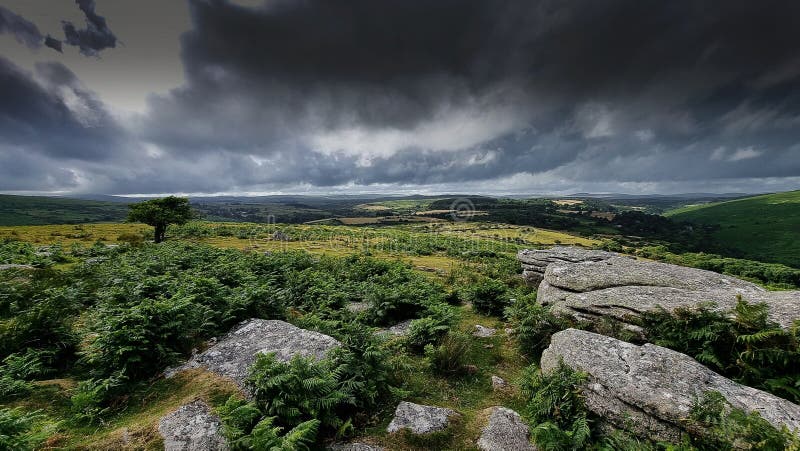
[473,325,496,337]
[0,264,34,271]
[491,375,508,389]
[328,443,384,451]
[271,230,290,241]
[483,344,494,349]
[386,319,414,336]
[158,400,228,451]
[345,301,370,313]
[387,401,458,434]
[504,328,514,336]
[477,406,535,451]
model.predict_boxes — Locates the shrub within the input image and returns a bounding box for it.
[465,278,509,316]
[424,331,471,375]
[248,353,354,437]
[522,362,592,450]
[218,397,319,451]
[642,299,800,403]
[686,391,800,450]
[405,304,458,351]
[505,296,573,357]
[70,373,127,423]
[0,408,50,451]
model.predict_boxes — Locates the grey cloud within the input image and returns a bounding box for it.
[0,5,45,48]
[62,0,117,56]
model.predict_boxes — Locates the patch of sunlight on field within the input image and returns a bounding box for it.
[0,223,149,246]
[428,223,599,247]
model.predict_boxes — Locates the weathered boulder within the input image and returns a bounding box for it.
[158,400,228,451]
[527,248,800,329]
[387,401,458,434]
[328,443,384,451]
[541,329,800,442]
[473,324,496,337]
[517,247,621,286]
[477,406,535,451]
[345,301,370,313]
[167,319,340,390]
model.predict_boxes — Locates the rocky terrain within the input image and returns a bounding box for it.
[520,247,800,329]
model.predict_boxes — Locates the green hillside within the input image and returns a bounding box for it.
[666,190,800,268]
[0,195,128,226]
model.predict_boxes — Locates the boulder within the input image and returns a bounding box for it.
[387,401,458,434]
[158,400,228,451]
[528,249,800,329]
[345,301,370,313]
[541,329,800,442]
[517,247,621,286]
[473,324,496,337]
[167,319,340,390]
[375,319,414,337]
[477,407,535,451]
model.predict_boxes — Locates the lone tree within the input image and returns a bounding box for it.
[127,196,194,243]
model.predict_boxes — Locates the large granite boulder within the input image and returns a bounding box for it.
[158,400,228,451]
[167,319,340,390]
[541,329,800,442]
[477,406,535,451]
[387,401,458,434]
[529,250,800,329]
[517,247,621,286]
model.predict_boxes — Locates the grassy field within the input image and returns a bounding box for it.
[0,195,128,226]
[666,190,800,267]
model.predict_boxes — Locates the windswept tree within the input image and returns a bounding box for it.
[126,196,194,243]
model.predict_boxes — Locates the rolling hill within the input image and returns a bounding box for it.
[666,190,800,268]
[0,195,130,226]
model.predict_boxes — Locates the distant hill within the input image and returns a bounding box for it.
[666,190,800,268]
[0,195,129,226]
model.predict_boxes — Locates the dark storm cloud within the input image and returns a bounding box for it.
[135,0,800,194]
[0,5,45,48]
[62,0,117,56]
[3,0,800,193]
[0,56,126,161]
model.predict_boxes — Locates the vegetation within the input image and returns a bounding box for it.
[1,191,799,449]
[641,299,800,403]
[0,195,128,226]
[127,196,195,243]
[667,190,800,267]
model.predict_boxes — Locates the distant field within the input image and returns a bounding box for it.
[0,195,128,225]
[666,190,800,267]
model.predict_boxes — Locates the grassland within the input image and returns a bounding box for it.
[0,195,128,226]
[667,190,800,267]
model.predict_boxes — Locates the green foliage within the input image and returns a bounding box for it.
[637,246,800,288]
[405,304,459,351]
[0,349,54,400]
[642,299,800,403]
[686,391,800,450]
[424,331,471,375]
[127,196,195,243]
[0,408,51,451]
[666,190,800,268]
[505,296,573,357]
[70,373,127,424]
[464,277,509,316]
[218,397,319,451]
[248,354,354,436]
[522,362,593,450]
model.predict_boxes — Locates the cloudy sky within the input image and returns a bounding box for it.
[1,0,799,195]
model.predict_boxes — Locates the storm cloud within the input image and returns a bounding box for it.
[1,0,799,194]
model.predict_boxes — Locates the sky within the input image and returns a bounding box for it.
[1,0,799,196]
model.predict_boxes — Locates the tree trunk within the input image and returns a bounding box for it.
[154,223,166,243]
